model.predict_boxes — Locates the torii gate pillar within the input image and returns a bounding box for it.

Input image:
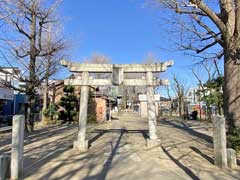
[73,72,89,152]
[146,72,158,140]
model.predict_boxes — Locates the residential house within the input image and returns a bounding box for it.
[185,87,206,118]
[0,67,28,117]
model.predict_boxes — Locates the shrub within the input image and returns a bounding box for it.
[43,103,59,119]
[227,129,240,152]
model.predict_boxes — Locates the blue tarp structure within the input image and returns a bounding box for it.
[0,94,28,116]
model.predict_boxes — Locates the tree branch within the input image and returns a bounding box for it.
[192,68,204,90]
[196,40,218,53]
[12,20,31,39]
[175,4,206,16]
[193,15,223,45]
[190,0,226,33]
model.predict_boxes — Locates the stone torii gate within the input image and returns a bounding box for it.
[61,60,173,151]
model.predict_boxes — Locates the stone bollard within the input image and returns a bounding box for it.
[11,115,25,180]
[227,148,237,169]
[212,116,227,168]
[0,155,10,180]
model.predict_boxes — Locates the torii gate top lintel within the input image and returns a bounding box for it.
[60,60,174,86]
[60,60,174,73]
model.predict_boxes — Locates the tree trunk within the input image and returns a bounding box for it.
[207,105,211,120]
[178,96,183,117]
[178,92,185,118]
[52,83,56,104]
[181,95,185,118]
[42,78,49,124]
[224,49,240,133]
[178,97,181,117]
[26,11,37,132]
[43,76,49,110]
[169,103,173,117]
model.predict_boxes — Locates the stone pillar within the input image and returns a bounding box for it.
[0,155,10,180]
[227,148,237,169]
[212,116,227,168]
[146,72,158,140]
[108,100,111,121]
[11,115,25,180]
[74,72,89,152]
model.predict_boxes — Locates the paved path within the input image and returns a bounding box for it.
[0,126,11,133]
[23,113,193,180]
[1,112,240,179]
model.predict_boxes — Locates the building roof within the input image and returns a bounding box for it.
[92,92,116,102]
[160,97,170,101]
[0,67,20,74]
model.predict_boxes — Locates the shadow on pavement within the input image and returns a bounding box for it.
[0,125,77,154]
[93,129,124,180]
[40,128,127,180]
[88,129,108,148]
[90,128,149,144]
[162,146,200,180]
[159,119,213,144]
[23,131,76,178]
[190,146,214,164]
[23,127,143,180]
[110,117,119,120]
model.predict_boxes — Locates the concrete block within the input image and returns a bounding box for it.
[227,148,237,169]
[0,155,10,180]
[73,140,88,152]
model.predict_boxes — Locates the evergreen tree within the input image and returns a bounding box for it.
[59,85,78,123]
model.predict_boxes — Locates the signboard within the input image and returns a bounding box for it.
[112,66,123,85]
[0,87,14,100]
[138,94,160,101]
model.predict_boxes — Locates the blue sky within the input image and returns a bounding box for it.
[58,0,201,86]
[0,0,223,96]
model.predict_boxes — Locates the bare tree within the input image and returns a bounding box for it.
[0,0,65,131]
[192,60,223,118]
[156,0,240,132]
[83,53,111,79]
[83,53,111,64]
[164,85,173,116]
[192,62,212,119]
[173,74,188,118]
[41,26,65,123]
